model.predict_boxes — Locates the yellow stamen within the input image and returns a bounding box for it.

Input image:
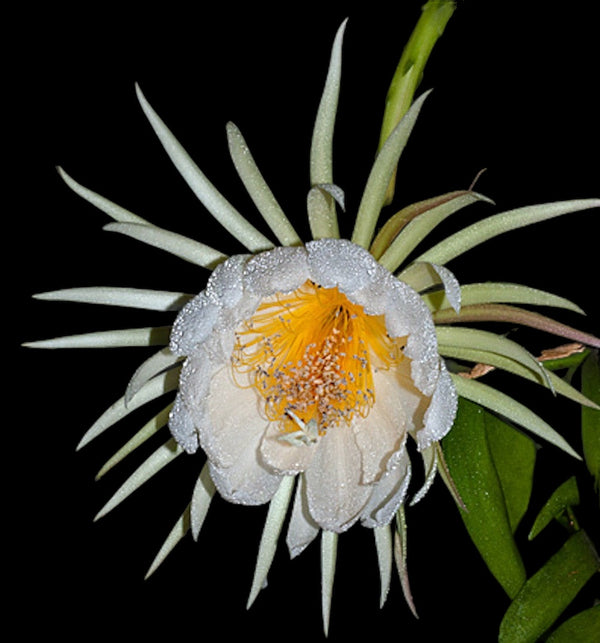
[233,281,405,437]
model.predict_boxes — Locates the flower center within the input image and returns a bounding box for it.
[233,280,405,440]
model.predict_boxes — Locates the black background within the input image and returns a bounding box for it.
[13,2,599,640]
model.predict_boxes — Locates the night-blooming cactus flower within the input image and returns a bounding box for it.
[169,238,454,536]
[26,16,600,636]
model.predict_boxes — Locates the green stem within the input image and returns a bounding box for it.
[379,0,456,204]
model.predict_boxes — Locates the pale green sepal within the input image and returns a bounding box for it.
[145,505,190,579]
[410,444,438,505]
[437,345,599,410]
[247,475,295,609]
[422,282,585,315]
[433,304,600,348]
[399,262,461,312]
[307,185,340,240]
[104,222,227,270]
[125,347,183,405]
[33,286,192,311]
[190,463,216,541]
[394,506,418,618]
[96,403,173,479]
[416,199,600,266]
[226,122,301,247]
[309,19,347,239]
[95,438,183,521]
[351,91,431,250]
[57,167,150,224]
[310,19,347,236]
[450,374,581,460]
[373,525,393,608]
[24,326,170,349]
[77,368,181,449]
[398,261,440,292]
[437,326,553,392]
[379,191,491,272]
[135,84,273,253]
[528,477,580,540]
[321,530,338,637]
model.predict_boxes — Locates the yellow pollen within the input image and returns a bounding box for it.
[232,280,405,437]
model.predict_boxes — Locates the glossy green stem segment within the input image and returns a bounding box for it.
[499,531,600,643]
[378,0,456,204]
[442,398,527,598]
[529,477,580,540]
[581,350,600,492]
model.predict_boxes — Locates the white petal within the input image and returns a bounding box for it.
[347,260,394,315]
[169,291,221,356]
[203,365,263,468]
[243,245,309,296]
[352,369,407,484]
[428,263,461,313]
[260,421,318,475]
[304,424,371,532]
[286,474,320,558]
[169,393,200,454]
[306,238,380,294]
[170,350,218,455]
[360,445,411,528]
[208,459,281,506]
[205,253,251,308]
[385,278,439,396]
[414,359,457,450]
[205,366,282,505]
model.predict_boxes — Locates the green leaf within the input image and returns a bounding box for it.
[528,477,580,540]
[442,398,527,598]
[545,605,600,642]
[486,412,537,533]
[499,530,600,643]
[581,350,600,490]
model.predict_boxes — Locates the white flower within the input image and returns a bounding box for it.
[168,239,456,545]
[25,15,599,637]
